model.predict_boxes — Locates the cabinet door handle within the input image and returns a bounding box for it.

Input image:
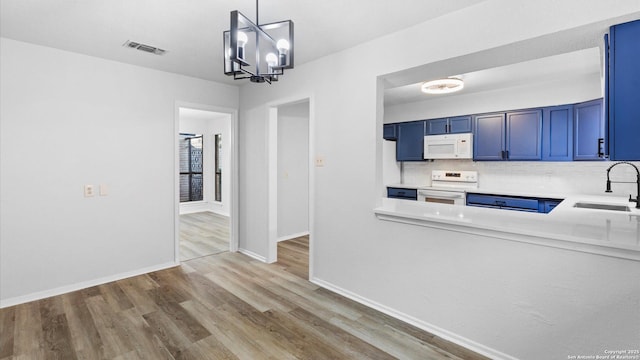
[505,150,509,159]
[597,138,605,157]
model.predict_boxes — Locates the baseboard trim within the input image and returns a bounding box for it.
[238,248,267,262]
[207,209,230,217]
[310,277,516,360]
[0,261,179,309]
[277,231,310,242]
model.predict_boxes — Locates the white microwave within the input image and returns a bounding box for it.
[423,133,473,159]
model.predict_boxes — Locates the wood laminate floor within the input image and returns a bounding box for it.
[180,212,230,261]
[0,237,489,360]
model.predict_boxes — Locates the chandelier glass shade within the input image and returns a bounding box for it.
[223,2,294,84]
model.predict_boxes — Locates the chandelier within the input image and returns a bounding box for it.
[223,0,294,84]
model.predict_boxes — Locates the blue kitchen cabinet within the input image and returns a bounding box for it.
[608,19,640,160]
[426,118,448,135]
[542,105,573,161]
[387,187,418,200]
[449,116,472,133]
[467,193,563,213]
[574,99,605,161]
[383,124,397,140]
[506,110,542,160]
[540,199,562,213]
[466,193,539,212]
[426,116,472,135]
[473,113,506,160]
[474,110,541,160]
[396,120,425,161]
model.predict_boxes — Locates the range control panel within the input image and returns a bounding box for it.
[431,170,478,183]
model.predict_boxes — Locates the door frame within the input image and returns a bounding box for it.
[174,101,239,262]
[266,96,314,279]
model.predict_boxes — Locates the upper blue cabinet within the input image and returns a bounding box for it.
[396,120,425,161]
[506,110,542,160]
[383,124,397,140]
[473,113,505,160]
[542,105,573,161]
[574,99,605,161]
[474,110,542,160]
[425,116,472,135]
[608,19,640,160]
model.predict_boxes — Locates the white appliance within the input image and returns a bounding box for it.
[417,170,478,205]
[423,133,473,159]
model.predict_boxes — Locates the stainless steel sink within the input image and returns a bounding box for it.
[573,202,631,212]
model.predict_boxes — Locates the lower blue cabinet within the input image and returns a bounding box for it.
[387,187,417,200]
[540,199,562,213]
[466,193,563,213]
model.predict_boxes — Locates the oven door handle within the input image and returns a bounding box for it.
[419,193,464,199]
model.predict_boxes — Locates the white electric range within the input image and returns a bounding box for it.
[417,170,478,205]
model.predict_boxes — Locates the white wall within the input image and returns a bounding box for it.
[236,1,640,359]
[0,38,239,306]
[178,109,231,216]
[277,101,309,240]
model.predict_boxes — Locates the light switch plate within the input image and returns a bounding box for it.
[99,184,108,196]
[84,185,94,197]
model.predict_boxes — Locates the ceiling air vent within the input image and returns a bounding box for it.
[123,40,166,55]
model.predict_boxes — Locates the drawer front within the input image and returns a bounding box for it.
[387,187,417,200]
[467,193,539,211]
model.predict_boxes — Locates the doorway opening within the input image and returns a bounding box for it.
[268,99,313,279]
[175,104,238,262]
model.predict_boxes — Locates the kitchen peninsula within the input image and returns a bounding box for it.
[375,194,640,261]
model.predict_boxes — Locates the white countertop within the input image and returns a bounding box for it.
[386,183,429,190]
[375,193,640,261]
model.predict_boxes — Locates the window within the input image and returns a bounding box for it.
[179,134,203,202]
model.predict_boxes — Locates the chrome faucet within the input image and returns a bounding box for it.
[605,161,640,209]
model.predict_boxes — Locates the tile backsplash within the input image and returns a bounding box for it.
[403,160,640,196]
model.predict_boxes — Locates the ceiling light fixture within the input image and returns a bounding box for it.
[223,0,294,84]
[421,78,464,94]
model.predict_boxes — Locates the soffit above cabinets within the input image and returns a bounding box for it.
[384,48,603,107]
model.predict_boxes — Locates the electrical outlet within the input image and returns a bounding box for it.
[315,156,325,167]
[84,185,95,197]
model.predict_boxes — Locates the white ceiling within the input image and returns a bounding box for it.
[0,0,486,85]
[384,48,603,106]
